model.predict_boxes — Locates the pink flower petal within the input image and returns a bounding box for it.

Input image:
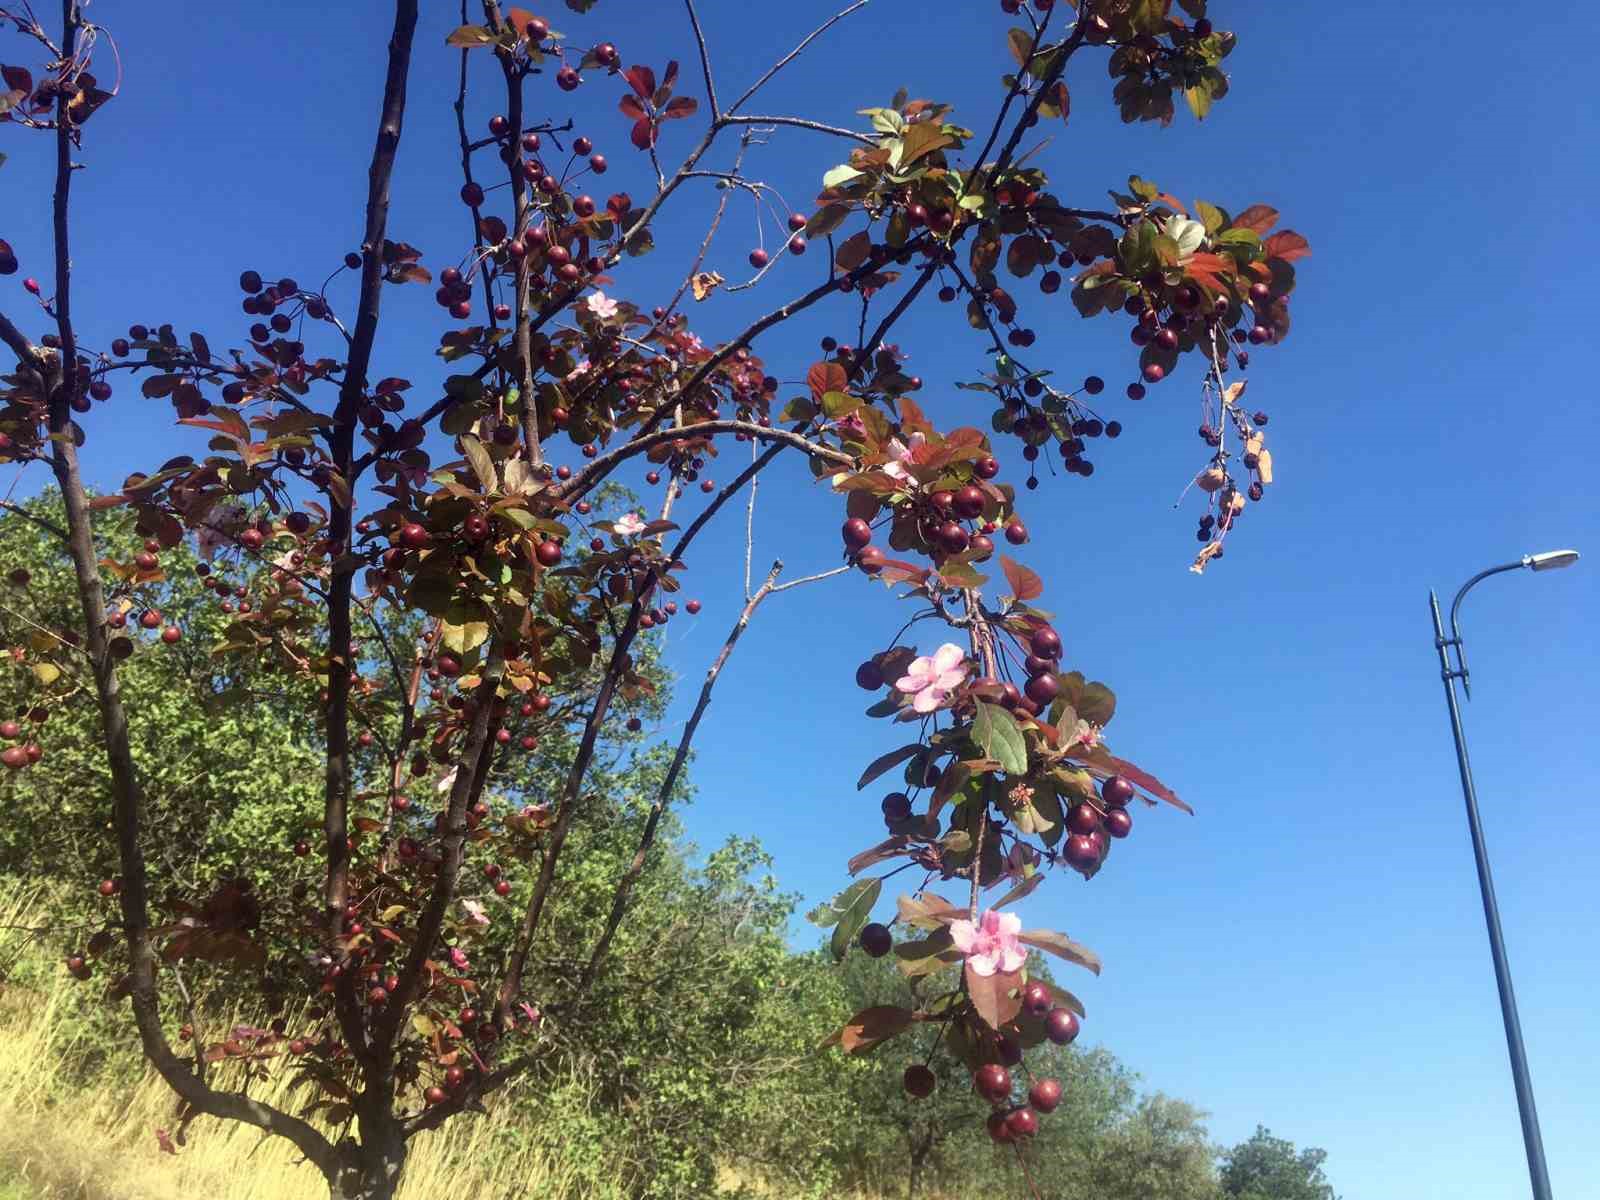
[968,951,999,977]
[996,911,1022,938]
[932,643,966,674]
[999,945,1027,974]
[949,919,979,954]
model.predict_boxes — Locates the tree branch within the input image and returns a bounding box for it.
[0,498,68,541]
[558,419,851,505]
[577,559,786,992]
[18,0,341,1182]
[683,0,719,118]
[483,0,544,467]
[718,113,874,144]
[725,1,870,115]
[322,3,419,1079]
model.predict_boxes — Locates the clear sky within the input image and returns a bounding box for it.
[3,3,1597,1198]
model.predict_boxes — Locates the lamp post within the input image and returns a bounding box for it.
[1429,548,1578,1200]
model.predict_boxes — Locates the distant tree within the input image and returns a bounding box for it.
[1083,1094,1221,1200]
[1220,1126,1337,1200]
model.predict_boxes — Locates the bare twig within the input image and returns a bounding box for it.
[683,0,719,118]
[578,560,785,992]
[718,113,874,144]
[0,498,67,541]
[725,1,871,114]
[322,0,421,1082]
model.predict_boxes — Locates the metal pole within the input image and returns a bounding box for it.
[1430,589,1553,1200]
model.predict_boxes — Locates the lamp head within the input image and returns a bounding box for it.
[1525,549,1580,572]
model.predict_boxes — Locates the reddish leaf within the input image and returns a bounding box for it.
[835,230,872,273]
[630,117,656,151]
[661,60,680,91]
[1184,251,1233,294]
[833,1005,915,1054]
[847,836,912,876]
[876,558,930,587]
[618,93,645,120]
[897,395,933,435]
[1095,752,1190,813]
[999,555,1043,602]
[662,96,698,120]
[808,361,848,401]
[1263,230,1311,262]
[1231,204,1279,234]
[155,1127,178,1155]
[1017,928,1101,975]
[504,7,537,37]
[966,963,1023,1032]
[625,64,656,100]
[2,65,33,94]
[897,891,965,930]
[857,742,925,790]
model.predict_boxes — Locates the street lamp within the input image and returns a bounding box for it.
[1429,549,1578,1200]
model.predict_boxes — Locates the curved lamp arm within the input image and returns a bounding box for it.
[1446,550,1580,699]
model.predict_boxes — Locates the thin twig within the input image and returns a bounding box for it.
[577,559,785,992]
[725,0,870,114]
[719,113,874,144]
[683,0,719,118]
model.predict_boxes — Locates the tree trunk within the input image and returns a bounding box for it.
[907,1130,934,1198]
[329,1135,407,1200]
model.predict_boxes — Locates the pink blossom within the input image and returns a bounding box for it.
[585,291,619,320]
[894,643,968,713]
[565,358,591,382]
[1005,840,1041,884]
[832,411,866,439]
[1067,719,1102,751]
[881,431,927,484]
[195,502,247,561]
[614,511,646,537]
[459,898,490,927]
[949,908,1026,977]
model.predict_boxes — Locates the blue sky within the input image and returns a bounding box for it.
[4,2,1597,1197]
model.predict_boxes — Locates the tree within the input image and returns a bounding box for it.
[0,2,1310,1197]
[1220,1126,1338,1200]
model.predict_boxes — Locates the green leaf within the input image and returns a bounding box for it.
[806,877,879,929]
[829,877,883,962]
[459,434,497,493]
[1077,681,1116,726]
[440,600,490,655]
[822,164,864,191]
[1196,200,1227,235]
[971,702,1027,776]
[446,24,496,47]
[894,928,962,978]
[1006,27,1034,71]
[897,121,954,167]
[807,203,851,238]
[821,390,861,418]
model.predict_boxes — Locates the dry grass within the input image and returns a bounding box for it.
[0,889,929,1200]
[0,891,609,1200]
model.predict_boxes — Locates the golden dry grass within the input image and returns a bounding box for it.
[0,890,607,1200]
[0,889,934,1200]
